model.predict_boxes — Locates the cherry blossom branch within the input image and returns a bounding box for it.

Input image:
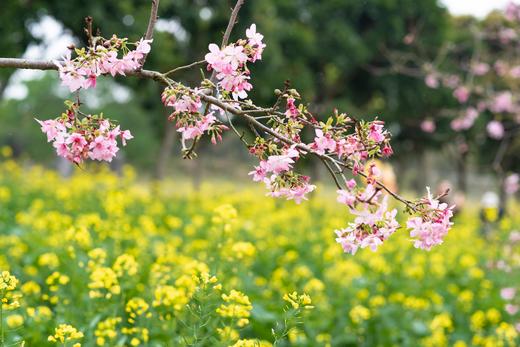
[0,56,422,210]
[0,9,456,255]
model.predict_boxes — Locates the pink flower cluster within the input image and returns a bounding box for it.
[205,24,265,100]
[505,1,520,21]
[37,116,132,164]
[248,146,316,204]
[486,120,505,139]
[177,114,217,141]
[504,173,519,195]
[161,86,227,144]
[501,287,519,316]
[310,121,391,168]
[335,183,399,255]
[55,38,152,92]
[406,188,454,250]
[451,108,478,131]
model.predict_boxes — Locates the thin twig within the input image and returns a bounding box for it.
[319,156,343,190]
[164,60,206,77]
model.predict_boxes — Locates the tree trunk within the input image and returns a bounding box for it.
[155,121,177,180]
[456,152,468,194]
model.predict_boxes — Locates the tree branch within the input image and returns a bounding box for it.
[0,58,57,70]
[0,56,415,212]
[221,0,245,48]
[141,0,160,65]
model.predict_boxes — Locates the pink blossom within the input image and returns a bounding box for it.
[450,108,478,131]
[486,120,505,139]
[509,66,520,78]
[335,196,398,254]
[369,123,386,143]
[382,144,393,157]
[66,133,87,151]
[425,74,439,88]
[36,119,65,142]
[453,86,470,103]
[499,28,517,44]
[337,189,356,207]
[84,74,97,89]
[217,72,252,100]
[248,161,269,182]
[246,24,266,62]
[286,181,316,204]
[443,75,460,88]
[471,62,490,76]
[53,135,70,159]
[172,95,202,115]
[266,154,295,174]
[505,1,520,21]
[346,179,357,190]
[335,230,359,254]
[360,235,383,251]
[407,187,454,250]
[88,136,119,162]
[490,91,514,113]
[222,45,248,71]
[506,304,519,315]
[177,114,216,141]
[246,24,264,48]
[121,130,133,146]
[135,38,153,55]
[205,44,228,73]
[285,98,298,118]
[504,173,519,195]
[311,129,336,155]
[501,287,516,300]
[421,119,436,133]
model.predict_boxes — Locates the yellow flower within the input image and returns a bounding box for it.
[470,311,486,332]
[6,314,24,328]
[113,254,139,277]
[485,308,501,324]
[126,297,150,323]
[0,271,18,291]
[95,317,122,346]
[349,305,371,324]
[217,290,253,327]
[88,267,121,299]
[283,291,313,310]
[48,324,83,344]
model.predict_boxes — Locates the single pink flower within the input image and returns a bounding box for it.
[487,120,505,139]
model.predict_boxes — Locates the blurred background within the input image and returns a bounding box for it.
[1,0,518,206]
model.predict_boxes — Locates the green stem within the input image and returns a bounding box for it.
[0,296,4,347]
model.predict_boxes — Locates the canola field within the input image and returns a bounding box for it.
[0,157,519,347]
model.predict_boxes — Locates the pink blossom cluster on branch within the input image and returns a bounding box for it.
[205,24,265,100]
[55,36,152,92]
[37,101,132,164]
